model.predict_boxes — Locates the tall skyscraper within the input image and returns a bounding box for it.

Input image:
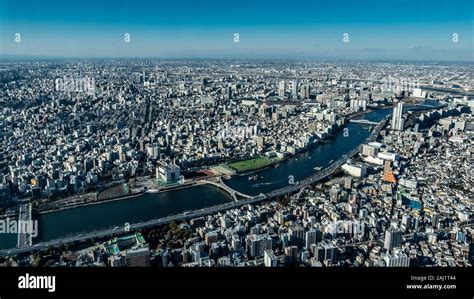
[141,70,146,86]
[391,101,405,131]
[300,84,310,99]
[384,228,403,250]
[278,80,285,97]
[292,80,298,99]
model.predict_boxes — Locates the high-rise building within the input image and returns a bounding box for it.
[412,88,426,98]
[292,80,298,99]
[189,244,201,263]
[205,231,219,246]
[322,242,337,262]
[264,249,278,267]
[329,185,340,203]
[289,224,305,247]
[125,246,151,267]
[278,80,285,97]
[391,101,405,131]
[344,177,353,189]
[384,229,403,250]
[156,161,181,182]
[146,143,160,158]
[231,235,241,251]
[305,229,321,250]
[161,249,169,267]
[141,70,146,86]
[246,234,273,258]
[272,112,280,121]
[284,245,299,264]
[341,163,367,178]
[311,244,325,261]
[300,84,310,99]
[401,214,412,230]
[360,144,379,157]
[431,212,440,228]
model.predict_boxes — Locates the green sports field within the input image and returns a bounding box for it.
[228,156,275,172]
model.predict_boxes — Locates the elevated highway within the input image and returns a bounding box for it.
[0,115,389,257]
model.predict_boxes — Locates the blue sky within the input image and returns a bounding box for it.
[0,0,472,61]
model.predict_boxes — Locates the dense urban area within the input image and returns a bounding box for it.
[0,60,472,267]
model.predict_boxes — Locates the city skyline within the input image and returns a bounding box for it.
[0,0,473,61]
[0,1,472,296]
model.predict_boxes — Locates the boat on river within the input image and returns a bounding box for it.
[248,175,263,181]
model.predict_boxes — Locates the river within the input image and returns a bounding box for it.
[0,100,441,249]
[0,184,233,249]
[224,107,392,196]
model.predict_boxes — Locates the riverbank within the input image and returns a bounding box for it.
[1,108,394,251]
[228,107,384,178]
[25,107,385,216]
[1,105,420,250]
[44,108,375,212]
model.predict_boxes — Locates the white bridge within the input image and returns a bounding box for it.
[349,119,380,125]
[203,177,252,201]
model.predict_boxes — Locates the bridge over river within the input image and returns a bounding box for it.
[203,177,253,201]
[1,115,389,257]
[349,119,380,126]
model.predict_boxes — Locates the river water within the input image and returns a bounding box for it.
[225,107,391,196]
[0,185,233,249]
